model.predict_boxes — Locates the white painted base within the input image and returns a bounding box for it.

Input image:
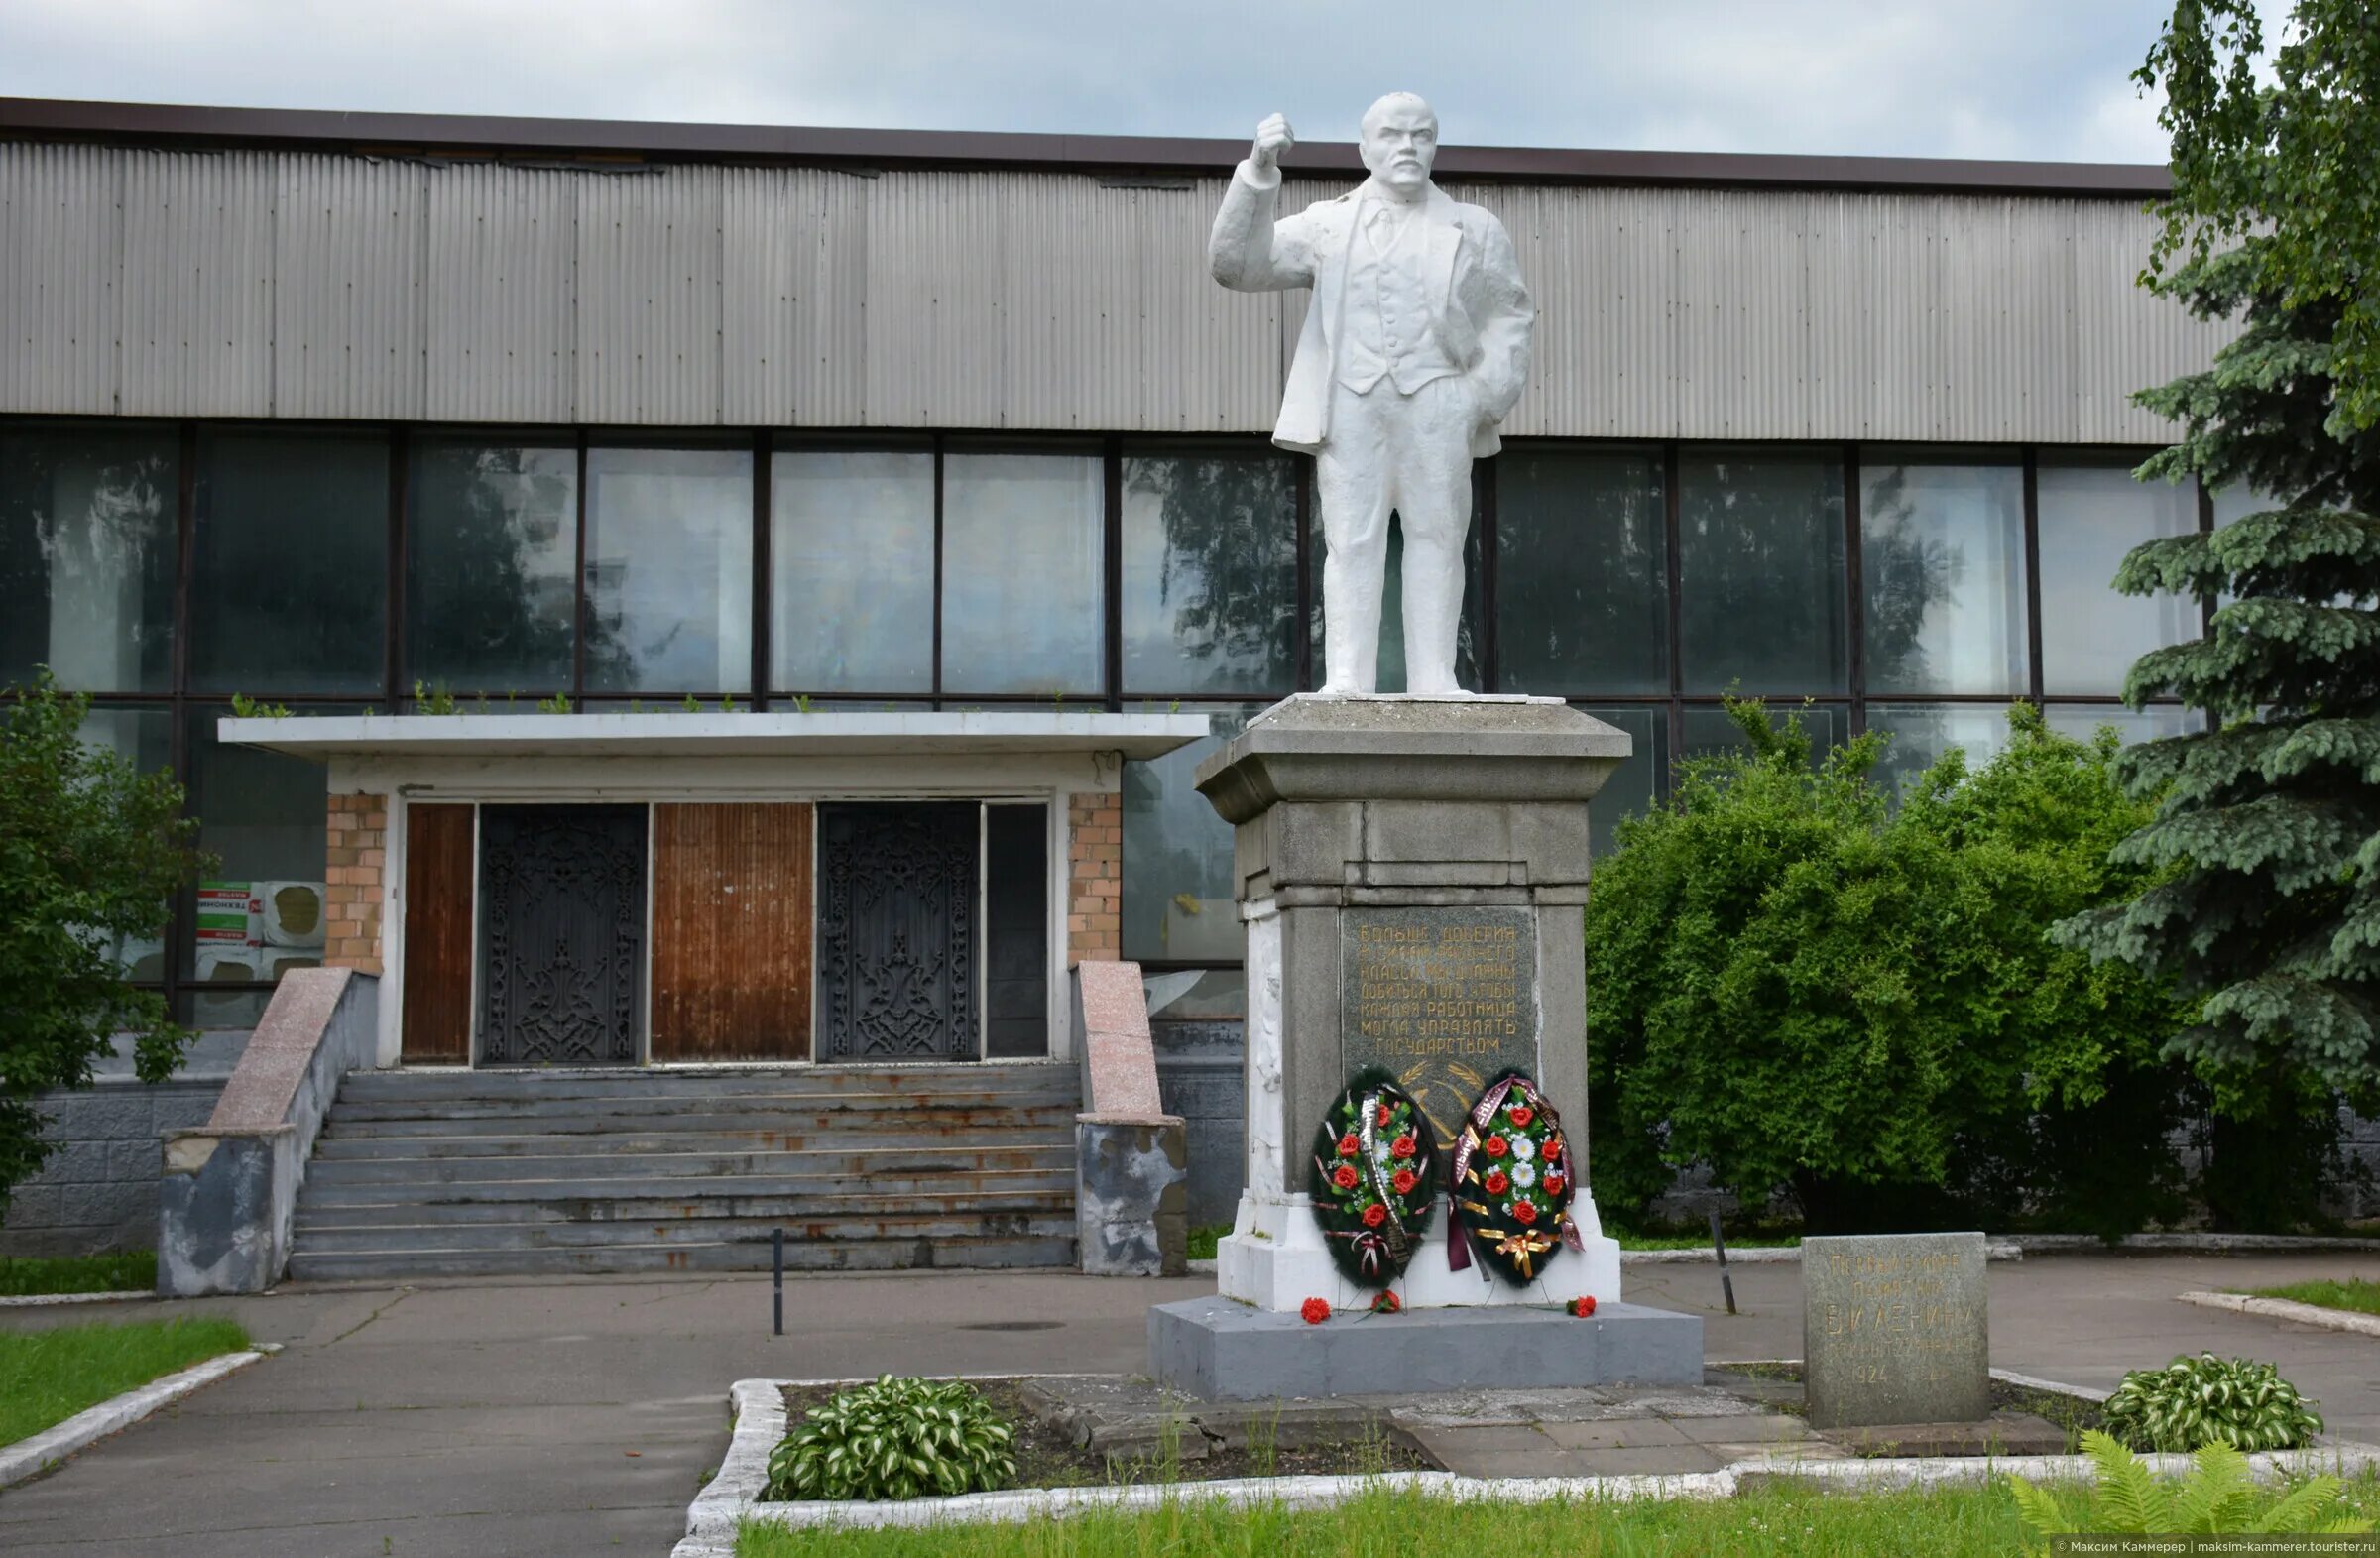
[1216,1189,1621,1312]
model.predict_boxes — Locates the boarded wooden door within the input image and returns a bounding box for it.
[401,803,475,1063]
[816,803,979,1062]
[650,803,814,1062]
[478,804,647,1066]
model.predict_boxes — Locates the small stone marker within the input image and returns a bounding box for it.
[1340,904,1538,1144]
[1803,1231,1989,1429]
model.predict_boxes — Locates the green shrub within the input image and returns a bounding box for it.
[2008,1430,2365,1554]
[1584,699,2205,1235]
[765,1376,1015,1502]
[2103,1354,2325,1453]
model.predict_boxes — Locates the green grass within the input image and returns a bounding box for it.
[0,1316,250,1447]
[0,1252,156,1297]
[739,1479,2033,1556]
[1185,1224,1230,1261]
[1610,1230,1803,1252]
[2246,1276,2380,1315]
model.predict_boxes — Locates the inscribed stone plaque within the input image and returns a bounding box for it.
[1341,905,1537,1145]
[1803,1232,1989,1429]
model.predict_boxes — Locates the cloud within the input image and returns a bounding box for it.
[0,0,2179,163]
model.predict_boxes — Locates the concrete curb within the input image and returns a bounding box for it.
[2179,1289,2380,1339]
[2017,1234,2380,1256]
[0,1290,153,1310]
[678,1372,2360,1551]
[0,1347,264,1490]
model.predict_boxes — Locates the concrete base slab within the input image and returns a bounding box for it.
[1817,1412,2070,1458]
[1216,1191,1622,1312]
[1149,1294,1704,1401]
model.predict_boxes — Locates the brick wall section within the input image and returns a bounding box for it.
[1067,792,1121,967]
[324,792,387,976]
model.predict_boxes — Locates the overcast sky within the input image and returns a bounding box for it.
[0,1,2244,164]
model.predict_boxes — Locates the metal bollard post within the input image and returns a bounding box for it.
[1709,1209,1737,1316]
[773,1226,784,1337]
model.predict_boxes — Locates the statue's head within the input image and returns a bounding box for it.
[1359,92,1438,195]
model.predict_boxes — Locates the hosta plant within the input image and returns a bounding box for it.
[2009,1430,2368,1554]
[2104,1353,2325,1453]
[764,1376,1015,1501]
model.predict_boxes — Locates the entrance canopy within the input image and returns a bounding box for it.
[218,709,1209,762]
[216,710,1211,1070]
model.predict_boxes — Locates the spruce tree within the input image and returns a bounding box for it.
[2054,3,2380,1093]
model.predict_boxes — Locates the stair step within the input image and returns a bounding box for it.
[294,1178,1076,1223]
[311,1141,1075,1165]
[334,1066,1078,1103]
[285,1233,1079,1280]
[291,1209,1074,1252]
[304,1145,1072,1186]
[321,1104,1081,1137]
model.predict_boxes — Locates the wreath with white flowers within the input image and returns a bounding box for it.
[1450,1069,1580,1285]
[1308,1066,1440,1288]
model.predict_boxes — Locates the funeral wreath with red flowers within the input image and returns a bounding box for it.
[1308,1067,1439,1287]
[1450,1069,1583,1285]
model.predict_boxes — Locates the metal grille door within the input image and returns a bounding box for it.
[478,804,647,1066]
[816,803,979,1062]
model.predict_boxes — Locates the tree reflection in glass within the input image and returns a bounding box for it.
[0,426,178,692]
[1678,452,1848,695]
[406,440,578,695]
[1122,450,1297,695]
[1859,457,2023,695]
[1496,449,1666,695]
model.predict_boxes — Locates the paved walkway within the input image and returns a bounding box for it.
[4,1252,2379,1556]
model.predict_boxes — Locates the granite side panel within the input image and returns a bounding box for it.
[0,1078,230,1258]
[1075,1119,1189,1277]
[1152,1019,1247,1229]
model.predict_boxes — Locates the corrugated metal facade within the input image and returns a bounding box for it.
[0,144,2233,442]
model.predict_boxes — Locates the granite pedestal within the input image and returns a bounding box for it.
[1151,694,1703,1396]
[1150,1295,1705,1400]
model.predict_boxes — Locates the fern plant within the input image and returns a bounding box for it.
[2009,1430,2368,1555]
[764,1376,1015,1502]
[2104,1353,2325,1452]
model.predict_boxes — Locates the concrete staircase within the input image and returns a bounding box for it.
[285,1064,1081,1281]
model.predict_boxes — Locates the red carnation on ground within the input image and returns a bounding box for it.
[1333,1164,1359,1190]
[1484,1134,1508,1159]
[1513,1199,1538,1226]
[1508,1106,1534,1128]
[1300,1297,1331,1325]
[1391,1168,1417,1195]
[1390,1135,1416,1160]
[1371,1291,1402,1315]
[1483,1169,1509,1195]
[1571,1295,1598,1318]
[1337,1133,1360,1157]
[1362,1203,1387,1228]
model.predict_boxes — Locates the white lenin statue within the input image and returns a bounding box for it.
[1210,93,1535,696]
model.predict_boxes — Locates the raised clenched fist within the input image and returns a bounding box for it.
[1251,113,1294,172]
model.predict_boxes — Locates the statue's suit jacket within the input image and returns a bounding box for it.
[1209,160,1535,458]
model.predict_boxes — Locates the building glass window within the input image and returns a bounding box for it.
[1121,449,1297,695]
[1861,454,2028,694]
[583,445,754,694]
[1571,705,1666,855]
[406,438,577,694]
[2037,458,2200,695]
[773,447,936,695]
[183,705,350,1027]
[1123,705,1259,964]
[192,430,389,694]
[1866,701,2016,795]
[2043,703,2198,747]
[0,424,179,693]
[1678,451,1848,694]
[941,450,1103,695]
[80,704,175,980]
[1498,450,1668,695]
